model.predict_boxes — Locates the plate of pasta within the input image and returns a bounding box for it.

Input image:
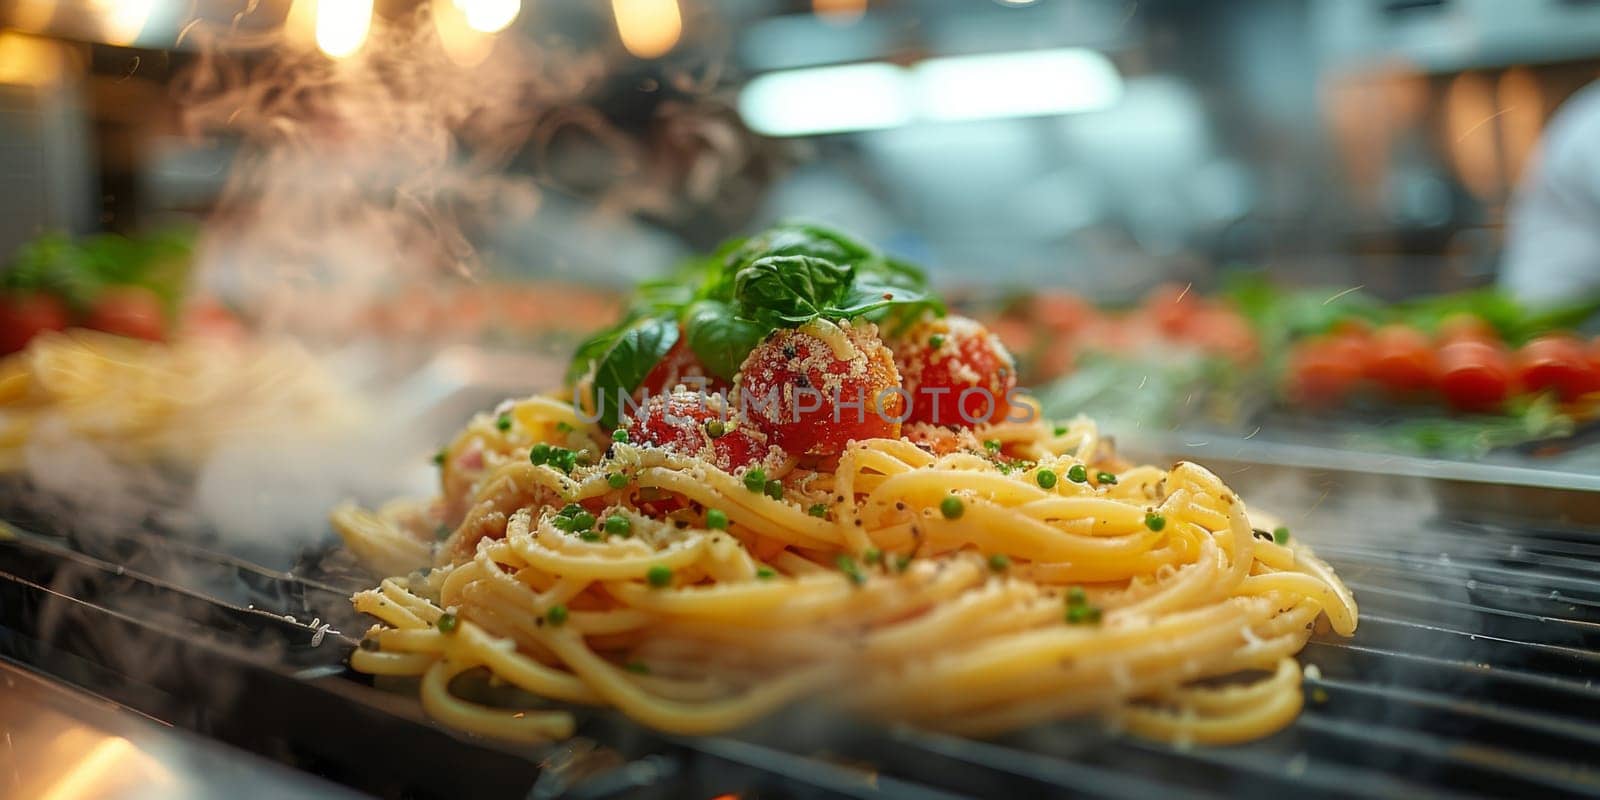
[334,223,1356,747]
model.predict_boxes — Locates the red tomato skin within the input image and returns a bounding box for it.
[1288,338,1364,407]
[1437,313,1499,345]
[1030,292,1095,336]
[735,320,902,455]
[1187,307,1259,364]
[1366,325,1438,396]
[891,315,1016,428]
[0,292,70,354]
[623,391,769,472]
[1515,335,1600,401]
[1438,340,1515,413]
[637,330,726,398]
[1142,283,1198,337]
[86,287,166,341]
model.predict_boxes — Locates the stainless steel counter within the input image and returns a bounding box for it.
[0,659,361,799]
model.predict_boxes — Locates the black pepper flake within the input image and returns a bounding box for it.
[359,637,379,651]
[794,373,810,389]
[782,343,797,359]
[1252,529,1274,542]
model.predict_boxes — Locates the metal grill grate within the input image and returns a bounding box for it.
[3,493,1599,798]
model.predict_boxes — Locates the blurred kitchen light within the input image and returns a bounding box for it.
[434,0,493,66]
[739,62,911,137]
[740,49,1120,137]
[285,0,317,47]
[92,0,156,46]
[455,0,518,33]
[993,0,1038,5]
[813,0,866,25]
[612,0,681,59]
[0,31,64,87]
[913,49,1121,122]
[316,0,372,58]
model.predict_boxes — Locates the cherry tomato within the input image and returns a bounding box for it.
[637,330,725,398]
[0,292,69,354]
[1287,337,1364,407]
[623,390,768,471]
[1515,335,1600,401]
[1437,313,1498,345]
[735,320,902,455]
[1437,339,1515,413]
[1188,307,1258,364]
[890,315,1016,428]
[85,287,166,341]
[1365,325,1437,396]
[1142,283,1198,337]
[1029,292,1095,336]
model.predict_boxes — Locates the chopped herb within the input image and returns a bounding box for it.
[862,548,882,565]
[612,428,629,443]
[1096,471,1118,485]
[605,514,632,537]
[704,419,726,439]
[433,449,446,466]
[988,553,1011,572]
[706,508,728,530]
[1145,512,1166,532]
[1035,469,1058,489]
[929,334,945,348]
[625,661,650,674]
[495,413,512,431]
[756,567,776,580]
[1066,604,1103,625]
[556,421,573,433]
[1053,425,1068,436]
[559,503,585,517]
[1067,464,1088,483]
[984,439,1001,454]
[940,495,965,520]
[436,613,459,634]
[1067,586,1087,606]
[608,472,629,489]
[1273,526,1291,546]
[893,554,912,573]
[763,479,783,500]
[545,604,568,626]
[646,565,672,588]
[359,637,380,651]
[743,467,767,492]
[835,554,865,585]
[808,503,828,518]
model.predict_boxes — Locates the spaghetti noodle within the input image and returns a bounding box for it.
[336,222,1355,745]
[336,394,1356,745]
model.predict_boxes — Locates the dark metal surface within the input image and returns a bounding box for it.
[3,461,1600,799]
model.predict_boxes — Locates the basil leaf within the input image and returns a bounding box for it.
[566,312,637,385]
[725,223,873,272]
[684,300,765,381]
[734,255,853,326]
[827,277,943,327]
[591,316,679,429]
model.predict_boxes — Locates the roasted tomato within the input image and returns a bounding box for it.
[890,315,1016,427]
[1366,325,1437,396]
[1515,335,1600,401]
[1438,339,1515,413]
[623,391,769,472]
[1287,336,1365,406]
[735,319,903,455]
[85,287,166,341]
[637,330,726,398]
[0,292,70,354]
